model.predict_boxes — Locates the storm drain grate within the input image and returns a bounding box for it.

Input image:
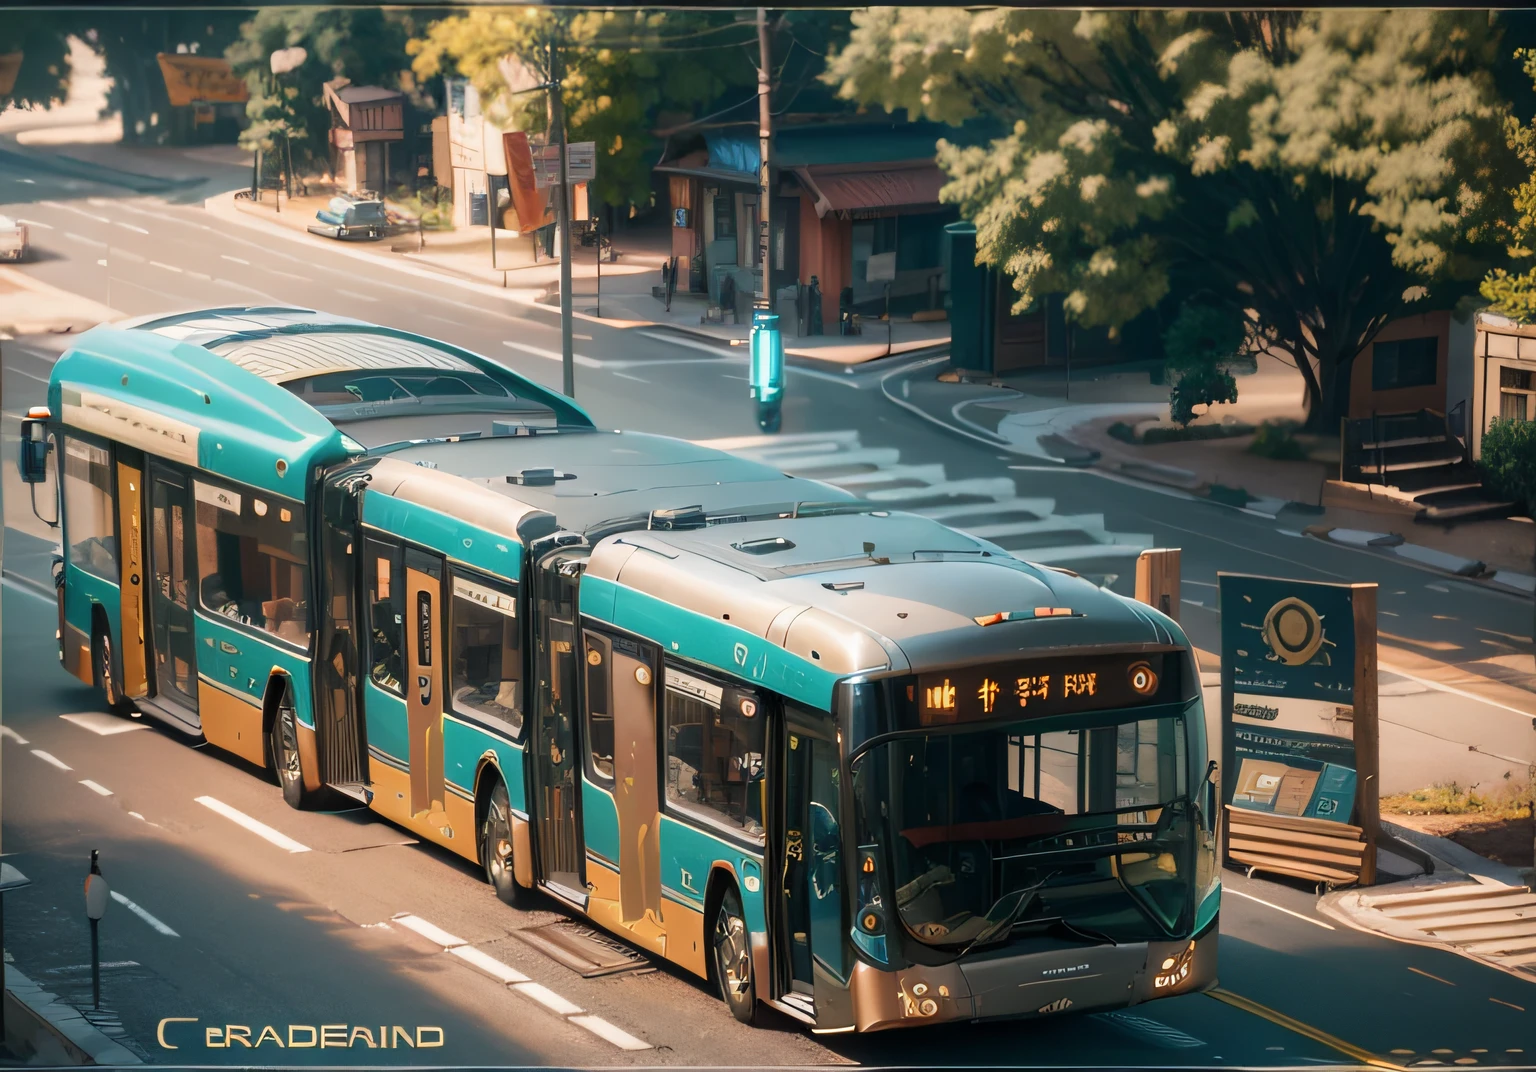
[511,920,651,978]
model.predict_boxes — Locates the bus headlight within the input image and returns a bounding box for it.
[1153,940,1197,990]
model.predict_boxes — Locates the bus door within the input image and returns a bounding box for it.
[146,464,198,713]
[404,548,447,822]
[779,706,848,1006]
[112,446,149,700]
[531,544,588,903]
[312,471,369,795]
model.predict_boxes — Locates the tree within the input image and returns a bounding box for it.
[1164,303,1241,426]
[1483,48,1536,321]
[87,11,249,145]
[407,10,849,211]
[226,8,419,169]
[0,13,74,110]
[827,11,1519,430]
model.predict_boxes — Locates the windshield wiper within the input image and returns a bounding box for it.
[954,872,1059,961]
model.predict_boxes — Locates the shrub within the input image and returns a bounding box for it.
[1108,421,1137,443]
[1142,422,1253,446]
[1480,417,1536,512]
[1163,304,1243,426]
[1248,420,1308,461]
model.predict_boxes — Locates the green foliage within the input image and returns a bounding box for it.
[1107,421,1136,443]
[1248,420,1308,461]
[827,11,1520,429]
[90,12,251,145]
[1169,366,1238,427]
[1163,304,1241,426]
[1483,48,1536,321]
[1143,422,1253,445]
[1479,416,1536,512]
[408,11,849,211]
[0,14,73,109]
[226,8,417,165]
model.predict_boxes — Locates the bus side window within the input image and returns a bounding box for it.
[662,661,765,839]
[61,437,117,581]
[365,539,405,694]
[448,571,523,738]
[193,479,309,647]
[582,631,614,782]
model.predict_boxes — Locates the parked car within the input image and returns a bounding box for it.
[0,215,29,262]
[307,196,390,241]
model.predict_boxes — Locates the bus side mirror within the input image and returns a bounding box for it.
[18,418,50,484]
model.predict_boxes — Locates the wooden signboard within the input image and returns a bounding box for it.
[1135,548,1181,622]
[156,54,248,108]
[1217,574,1380,887]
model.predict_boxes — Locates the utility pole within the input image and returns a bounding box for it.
[756,9,772,314]
[548,39,575,399]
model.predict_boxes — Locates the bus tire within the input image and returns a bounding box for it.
[269,684,321,810]
[92,628,131,717]
[712,886,757,1025]
[480,778,534,910]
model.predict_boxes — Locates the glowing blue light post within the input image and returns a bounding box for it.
[750,309,784,433]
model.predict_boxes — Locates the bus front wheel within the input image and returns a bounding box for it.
[269,688,321,810]
[480,779,534,910]
[93,631,130,716]
[713,887,757,1025]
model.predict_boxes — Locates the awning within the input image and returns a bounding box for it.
[795,160,947,218]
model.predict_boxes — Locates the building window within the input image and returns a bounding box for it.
[663,662,766,839]
[1371,336,1438,391]
[365,539,405,693]
[584,631,614,782]
[194,481,309,647]
[62,438,116,581]
[1500,366,1533,421]
[449,572,522,737]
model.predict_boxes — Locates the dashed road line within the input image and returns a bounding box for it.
[1206,988,1402,1071]
[110,890,179,937]
[195,796,311,854]
[334,288,380,303]
[391,914,467,949]
[1489,997,1525,1012]
[80,779,113,796]
[148,260,183,274]
[1224,887,1337,931]
[502,339,604,369]
[1,726,29,744]
[1407,967,1455,987]
[115,221,149,235]
[31,749,72,771]
[514,981,583,1016]
[220,254,249,265]
[449,945,528,983]
[62,712,146,736]
[568,1015,651,1051]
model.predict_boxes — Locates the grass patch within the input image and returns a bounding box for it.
[1381,782,1532,820]
[1247,419,1308,461]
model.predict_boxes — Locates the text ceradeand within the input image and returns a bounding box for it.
[156,1019,445,1050]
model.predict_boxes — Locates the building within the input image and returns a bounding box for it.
[655,120,959,330]
[323,79,405,196]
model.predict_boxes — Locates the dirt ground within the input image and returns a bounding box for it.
[1386,811,1535,869]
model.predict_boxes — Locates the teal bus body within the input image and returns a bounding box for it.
[41,307,1218,1037]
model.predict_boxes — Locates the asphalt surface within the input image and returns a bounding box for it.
[3,140,1536,1068]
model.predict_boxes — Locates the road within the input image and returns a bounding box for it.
[3,139,1535,1068]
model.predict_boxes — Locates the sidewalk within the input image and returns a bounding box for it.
[4,963,144,1064]
[222,188,949,364]
[0,267,121,336]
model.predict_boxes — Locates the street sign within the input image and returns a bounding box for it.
[533,142,596,188]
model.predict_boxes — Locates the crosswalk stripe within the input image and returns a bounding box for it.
[918,497,1053,522]
[832,463,947,487]
[864,478,1020,504]
[695,431,860,451]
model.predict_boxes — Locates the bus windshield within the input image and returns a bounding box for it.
[852,707,1200,956]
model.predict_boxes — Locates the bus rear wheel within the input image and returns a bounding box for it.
[269,688,321,810]
[481,780,533,910]
[713,887,757,1025]
[93,631,130,716]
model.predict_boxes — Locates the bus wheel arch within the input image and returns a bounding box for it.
[705,866,758,1024]
[474,761,534,909]
[264,673,321,810]
[89,605,128,715]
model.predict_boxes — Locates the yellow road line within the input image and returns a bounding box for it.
[1407,967,1455,987]
[1206,988,1405,1072]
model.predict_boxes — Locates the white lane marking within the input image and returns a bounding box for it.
[62,712,146,736]
[512,981,583,1016]
[128,811,147,821]
[1224,887,1336,931]
[110,890,180,936]
[501,339,603,369]
[148,260,183,274]
[334,288,379,302]
[115,222,149,235]
[32,750,72,770]
[17,217,53,229]
[262,267,312,282]
[1377,663,1535,720]
[448,945,528,983]
[47,961,139,972]
[569,1015,651,1051]
[391,914,466,948]
[1,726,28,744]
[42,200,109,223]
[612,371,649,384]
[96,259,107,267]
[63,232,107,248]
[80,779,113,796]
[195,795,311,853]
[1182,599,1205,609]
[220,254,249,265]
[573,333,593,340]
[1277,529,1305,538]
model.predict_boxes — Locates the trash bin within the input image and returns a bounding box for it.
[945,221,993,373]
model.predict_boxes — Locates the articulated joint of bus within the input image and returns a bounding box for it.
[845,921,1219,1031]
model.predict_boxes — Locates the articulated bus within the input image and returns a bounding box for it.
[22,307,1220,1032]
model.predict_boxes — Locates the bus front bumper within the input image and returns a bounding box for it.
[847,930,1218,1032]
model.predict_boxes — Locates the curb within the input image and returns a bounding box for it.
[1305,525,1534,597]
[3,964,143,1065]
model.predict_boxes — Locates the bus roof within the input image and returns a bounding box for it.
[47,307,595,495]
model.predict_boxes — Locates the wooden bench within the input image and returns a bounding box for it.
[1226,805,1366,887]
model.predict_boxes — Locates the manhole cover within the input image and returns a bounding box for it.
[512,920,650,978]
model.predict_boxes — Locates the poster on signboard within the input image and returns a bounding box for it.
[156,54,248,108]
[1219,575,1367,827]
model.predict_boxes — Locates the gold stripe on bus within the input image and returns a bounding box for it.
[60,384,199,466]
[115,458,148,698]
[196,677,266,767]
